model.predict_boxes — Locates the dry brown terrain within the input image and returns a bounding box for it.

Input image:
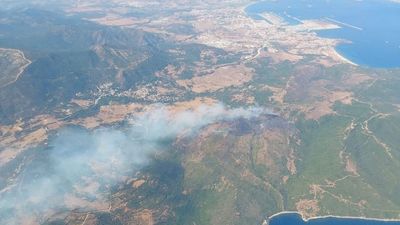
[177,65,253,93]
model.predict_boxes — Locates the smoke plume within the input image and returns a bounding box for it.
[0,103,267,224]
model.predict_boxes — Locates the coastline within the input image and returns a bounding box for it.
[242,1,360,68]
[264,211,400,224]
[240,1,257,15]
[331,48,359,67]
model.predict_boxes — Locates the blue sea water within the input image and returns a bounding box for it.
[245,0,400,68]
[269,213,400,225]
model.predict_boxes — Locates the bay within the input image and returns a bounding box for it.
[245,0,400,68]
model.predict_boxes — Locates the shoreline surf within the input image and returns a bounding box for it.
[263,211,400,224]
[332,48,358,66]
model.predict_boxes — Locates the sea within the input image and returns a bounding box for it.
[268,213,400,225]
[245,0,400,68]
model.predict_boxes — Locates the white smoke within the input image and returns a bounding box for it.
[0,103,268,224]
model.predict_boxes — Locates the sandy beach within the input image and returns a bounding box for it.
[332,48,358,66]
